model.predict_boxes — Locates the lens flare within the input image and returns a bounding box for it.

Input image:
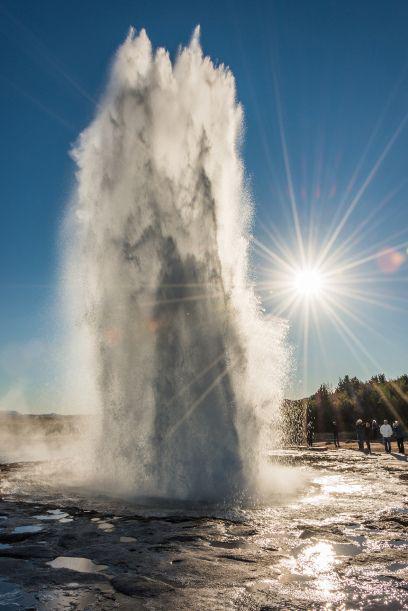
[377,247,405,274]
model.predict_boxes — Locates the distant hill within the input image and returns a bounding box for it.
[0,412,88,438]
[283,373,408,442]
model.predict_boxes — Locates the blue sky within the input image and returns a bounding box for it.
[0,0,407,411]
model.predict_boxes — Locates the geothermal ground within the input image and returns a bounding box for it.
[0,446,407,610]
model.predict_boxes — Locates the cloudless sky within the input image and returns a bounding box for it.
[0,0,407,411]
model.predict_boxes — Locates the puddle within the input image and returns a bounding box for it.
[97,521,114,532]
[332,542,361,557]
[47,556,107,573]
[13,524,43,534]
[120,536,136,543]
[0,544,10,550]
[347,534,366,546]
[390,539,408,547]
[35,509,69,521]
[388,562,408,572]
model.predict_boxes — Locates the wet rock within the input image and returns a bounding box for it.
[229,527,257,537]
[111,575,174,597]
[58,533,79,548]
[263,546,279,552]
[366,516,408,534]
[0,557,28,576]
[148,544,174,552]
[348,548,408,565]
[209,539,244,549]
[219,554,257,563]
[164,534,203,543]
[381,515,408,528]
[0,544,54,559]
[0,531,41,544]
[299,525,344,540]
[58,529,102,549]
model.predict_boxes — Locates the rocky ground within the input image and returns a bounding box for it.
[0,447,407,610]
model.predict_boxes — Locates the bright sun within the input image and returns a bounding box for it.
[293,268,324,298]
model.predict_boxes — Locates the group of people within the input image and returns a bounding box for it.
[305,418,405,455]
[355,418,405,455]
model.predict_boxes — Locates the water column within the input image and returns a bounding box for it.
[62,27,288,500]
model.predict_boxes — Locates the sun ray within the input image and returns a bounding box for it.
[271,65,306,266]
[253,237,296,274]
[326,237,408,276]
[272,293,302,319]
[301,300,310,396]
[317,110,408,267]
[325,70,407,243]
[372,382,406,424]
[328,285,406,313]
[323,300,383,373]
[164,352,228,408]
[321,300,367,373]
[324,293,394,347]
[166,358,239,439]
[141,291,226,308]
[322,179,408,267]
[388,380,408,406]
[310,301,328,365]
[257,219,299,265]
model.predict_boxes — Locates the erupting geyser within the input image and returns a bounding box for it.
[62,27,288,500]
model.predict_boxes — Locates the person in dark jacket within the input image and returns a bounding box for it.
[371,419,379,440]
[356,419,364,451]
[332,420,340,448]
[364,421,372,454]
[393,421,405,454]
[306,421,314,448]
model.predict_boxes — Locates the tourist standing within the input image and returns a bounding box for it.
[364,421,372,454]
[380,419,393,453]
[371,419,379,440]
[332,420,340,448]
[393,420,405,454]
[356,419,364,451]
[306,421,314,448]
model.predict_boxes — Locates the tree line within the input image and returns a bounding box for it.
[282,373,408,444]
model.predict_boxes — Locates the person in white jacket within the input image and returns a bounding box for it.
[380,419,393,453]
